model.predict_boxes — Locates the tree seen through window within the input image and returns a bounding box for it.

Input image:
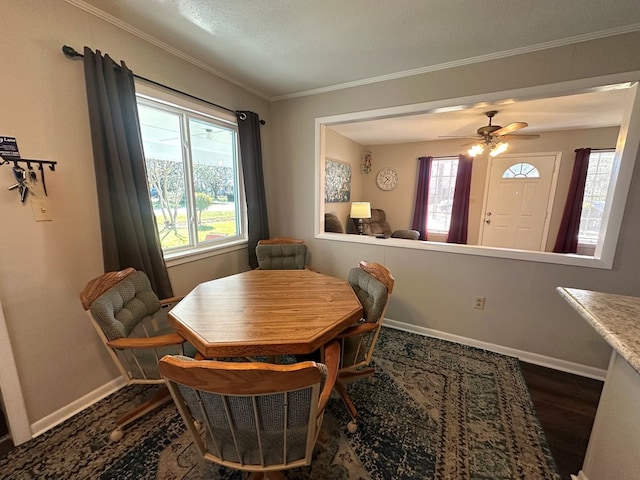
[137,97,242,253]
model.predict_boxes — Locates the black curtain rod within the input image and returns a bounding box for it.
[61,45,265,125]
[420,149,615,159]
[418,155,459,160]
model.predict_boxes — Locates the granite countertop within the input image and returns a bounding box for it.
[557,287,640,374]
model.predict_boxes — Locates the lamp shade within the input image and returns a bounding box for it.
[350,202,371,219]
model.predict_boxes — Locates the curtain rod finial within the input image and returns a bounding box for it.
[236,111,266,125]
[62,45,82,59]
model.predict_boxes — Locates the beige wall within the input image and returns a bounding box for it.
[269,32,640,374]
[0,0,267,430]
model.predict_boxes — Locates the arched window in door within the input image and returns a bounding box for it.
[502,163,540,178]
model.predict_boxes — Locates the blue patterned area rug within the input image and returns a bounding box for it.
[0,328,559,479]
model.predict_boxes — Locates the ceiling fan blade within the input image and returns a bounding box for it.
[492,122,528,136]
[500,133,540,140]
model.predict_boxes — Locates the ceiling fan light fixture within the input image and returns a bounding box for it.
[468,144,484,157]
[490,141,509,157]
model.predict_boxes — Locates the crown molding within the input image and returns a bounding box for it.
[272,24,640,101]
[64,0,270,100]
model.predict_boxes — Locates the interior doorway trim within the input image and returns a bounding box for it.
[0,298,31,444]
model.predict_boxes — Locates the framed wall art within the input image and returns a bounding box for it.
[324,158,351,203]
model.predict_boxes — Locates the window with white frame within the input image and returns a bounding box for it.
[136,86,245,256]
[578,150,616,246]
[427,157,459,233]
[502,162,540,178]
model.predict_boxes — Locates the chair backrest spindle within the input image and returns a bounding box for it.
[160,341,340,476]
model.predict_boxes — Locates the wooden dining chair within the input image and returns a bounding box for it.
[255,237,308,270]
[80,268,193,441]
[335,261,394,432]
[159,341,340,479]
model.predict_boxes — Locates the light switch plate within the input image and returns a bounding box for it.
[31,200,52,222]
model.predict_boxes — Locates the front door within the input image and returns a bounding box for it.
[480,152,560,251]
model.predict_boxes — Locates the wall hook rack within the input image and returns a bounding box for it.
[2,158,57,202]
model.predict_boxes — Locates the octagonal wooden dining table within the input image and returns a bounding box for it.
[168,269,363,358]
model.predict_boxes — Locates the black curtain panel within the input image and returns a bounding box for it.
[554,147,592,253]
[237,111,269,268]
[82,47,173,298]
[411,156,432,241]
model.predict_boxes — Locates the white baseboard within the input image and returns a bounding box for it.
[571,471,589,480]
[27,319,605,440]
[383,319,607,381]
[30,377,126,438]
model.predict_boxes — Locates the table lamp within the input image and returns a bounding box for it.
[350,202,371,235]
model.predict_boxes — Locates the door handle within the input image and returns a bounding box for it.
[485,219,491,224]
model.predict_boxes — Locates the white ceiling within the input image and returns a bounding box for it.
[329,86,632,145]
[71,0,640,143]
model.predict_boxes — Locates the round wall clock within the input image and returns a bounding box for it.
[376,167,398,191]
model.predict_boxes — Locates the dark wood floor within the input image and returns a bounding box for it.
[0,406,12,458]
[520,361,604,480]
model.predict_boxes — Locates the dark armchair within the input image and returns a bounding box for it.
[346,208,419,240]
[324,212,345,233]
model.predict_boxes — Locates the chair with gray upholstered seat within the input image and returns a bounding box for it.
[159,341,340,480]
[335,261,394,432]
[80,267,193,441]
[256,237,308,270]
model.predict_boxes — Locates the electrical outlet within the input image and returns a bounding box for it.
[473,296,485,310]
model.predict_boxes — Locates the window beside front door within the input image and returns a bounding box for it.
[427,157,459,234]
[578,150,616,247]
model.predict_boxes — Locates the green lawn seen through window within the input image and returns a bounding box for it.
[156,208,237,249]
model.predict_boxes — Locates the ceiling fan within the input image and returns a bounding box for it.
[441,110,540,157]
